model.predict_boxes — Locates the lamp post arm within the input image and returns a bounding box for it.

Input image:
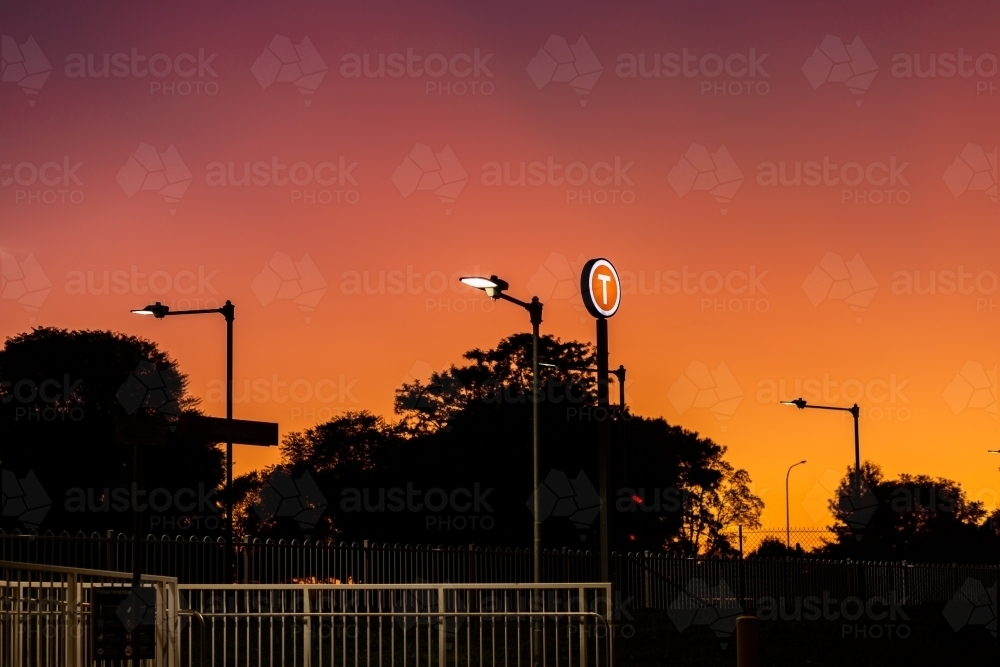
[801,404,854,414]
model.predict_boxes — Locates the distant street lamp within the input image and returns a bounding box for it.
[460,276,543,584]
[785,460,807,549]
[989,450,1000,454]
[132,300,236,576]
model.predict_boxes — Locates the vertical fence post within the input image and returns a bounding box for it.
[468,544,476,584]
[438,586,447,667]
[578,585,588,667]
[642,551,650,609]
[364,540,370,584]
[240,536,249,584]
[106,530,115,571]
[302,587,312,666]
[65,571,80,667]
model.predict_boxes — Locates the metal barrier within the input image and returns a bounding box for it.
[178,582,614,667]
[0,560,180,667]
[2,531,996,608]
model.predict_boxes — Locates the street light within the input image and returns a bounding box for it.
[989,450,1000,454]
[132,300,237,577]
[460,276,543,584]
[782,398,862,481]
[785,460,807,549]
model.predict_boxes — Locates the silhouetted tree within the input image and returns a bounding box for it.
[250,334,762,554]
[819,462,998,563]
[0,328,225,536]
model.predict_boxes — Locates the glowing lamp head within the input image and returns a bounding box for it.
[782,398,808,410]
[460,275,509,299]
[131,302,170,318]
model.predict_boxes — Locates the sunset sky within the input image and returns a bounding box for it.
[2,0,997,530]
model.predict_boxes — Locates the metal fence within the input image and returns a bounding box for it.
[724,528,835,554]
[2,530,996,610]
[178,582,613,667]
[0,560,180,667]
[0,559,612,667]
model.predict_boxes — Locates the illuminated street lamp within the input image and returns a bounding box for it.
[782,398,862,482]
[785,460,807,549]
[132,300,237,578]
[460,276,543,584]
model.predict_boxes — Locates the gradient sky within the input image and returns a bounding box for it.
[2,0,997,530]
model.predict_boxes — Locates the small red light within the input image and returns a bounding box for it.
[632,495,643,504]
[629,534,636,541]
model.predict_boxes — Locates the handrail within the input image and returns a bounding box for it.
[0,559,176,583]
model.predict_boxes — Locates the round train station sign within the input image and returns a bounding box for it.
[580,258,621,318]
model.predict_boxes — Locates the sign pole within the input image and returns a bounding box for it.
[596,317,611,583]
[131,438,141,667]
[579,257,621,590]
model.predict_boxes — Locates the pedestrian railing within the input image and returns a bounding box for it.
[0,560,180,667]
[177,582,613,667]
[2,530,996,609]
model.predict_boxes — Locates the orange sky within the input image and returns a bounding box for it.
[1,0,997,530]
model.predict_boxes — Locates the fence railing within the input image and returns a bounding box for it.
[0,560,180,667]
[2,531,996,610]
[178,582,613,667]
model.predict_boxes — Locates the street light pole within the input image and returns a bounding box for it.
[460,277,543,582]
[132,300,237,580]
[782,398,861,479]
[528,297,542,586]
[785,460,807,549]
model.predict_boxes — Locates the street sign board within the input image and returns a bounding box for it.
[178,414,278,446]
[580,258,621,318]
[92,588,155,661]
[115,417,168,447]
